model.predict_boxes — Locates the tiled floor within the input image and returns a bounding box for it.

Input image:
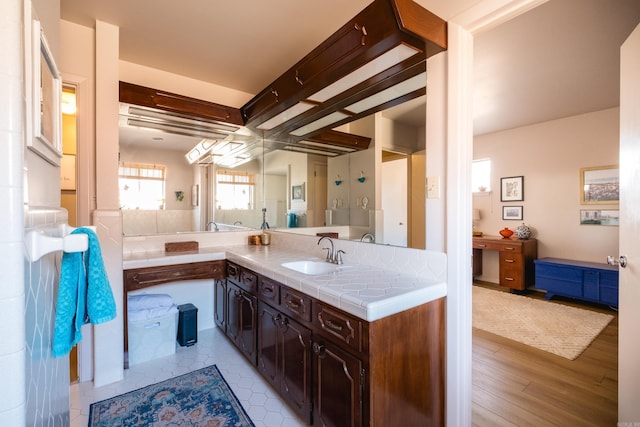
[70,327,309,427]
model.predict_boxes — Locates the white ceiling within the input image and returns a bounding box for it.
[61,0,640,138]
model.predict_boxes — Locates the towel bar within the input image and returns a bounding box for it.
[25,224,96,262]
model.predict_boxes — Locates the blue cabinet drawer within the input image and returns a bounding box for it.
[536,277,583,298]
[536,263,583,283]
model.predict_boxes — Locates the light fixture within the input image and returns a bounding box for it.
[126,118,229,140]
[242,0,446,147]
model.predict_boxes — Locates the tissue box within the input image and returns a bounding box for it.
[128,310,178,366]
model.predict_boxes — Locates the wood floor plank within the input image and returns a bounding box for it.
[472,282,618,426]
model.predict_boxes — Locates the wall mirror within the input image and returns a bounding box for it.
[119,84,426,249]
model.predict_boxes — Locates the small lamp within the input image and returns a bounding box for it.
[472,209,482,236]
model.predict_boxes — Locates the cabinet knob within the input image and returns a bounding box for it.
[312,342,326,357]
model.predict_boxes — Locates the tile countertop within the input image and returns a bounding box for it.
[123,245,447,322]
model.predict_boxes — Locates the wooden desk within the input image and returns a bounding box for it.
[473,236,537,290]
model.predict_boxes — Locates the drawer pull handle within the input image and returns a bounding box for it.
[325,319,343,332]
[505,247,515,251]
[505,277,515,281]
[478,244,487,248]
[286,298,302,309]
[262,286,274,295]
[505,259,515,263]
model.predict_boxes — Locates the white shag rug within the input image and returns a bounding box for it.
[472,286,614,360]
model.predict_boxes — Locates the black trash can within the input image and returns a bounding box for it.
[177,303,198,346]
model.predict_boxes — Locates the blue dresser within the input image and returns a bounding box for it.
[534,258,619,307]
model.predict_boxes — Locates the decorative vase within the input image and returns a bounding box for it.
[515,223,532,239]
[499,227,514,239]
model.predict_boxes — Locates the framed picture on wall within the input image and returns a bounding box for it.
[292,183,305,201]
[580,209,619,226]
[580,165,619,204]
[500,176,524,201]
[27,19,62,166]
[502,206,523,220]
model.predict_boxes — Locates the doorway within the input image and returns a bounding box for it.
[381,151,408,246]
[61,84,79,383]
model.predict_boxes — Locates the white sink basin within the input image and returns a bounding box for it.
[281,260,341,275]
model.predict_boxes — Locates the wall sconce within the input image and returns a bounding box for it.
[357,170,366,183]
[335,174,342,186]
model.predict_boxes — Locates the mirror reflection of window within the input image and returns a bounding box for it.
[119,162,166,209]
[216,169,255,210]
[472,158,491,193]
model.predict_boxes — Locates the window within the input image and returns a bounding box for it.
[216,169,255,210]
[472,159,491,192]
[119,162,166,209]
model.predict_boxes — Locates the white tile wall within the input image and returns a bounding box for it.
[24,208,71,426]
[1,0,26,424]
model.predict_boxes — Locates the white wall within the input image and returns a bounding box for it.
[473,107,620,282]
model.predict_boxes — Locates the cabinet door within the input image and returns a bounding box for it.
[313,341,363,427]
[257,302,280,388]
[227,282,258,364]
[214,279,226,331]
[280,316,312,423]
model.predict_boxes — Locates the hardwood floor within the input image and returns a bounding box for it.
[472,283,618,426]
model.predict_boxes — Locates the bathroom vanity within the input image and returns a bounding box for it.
[122,239,446,426]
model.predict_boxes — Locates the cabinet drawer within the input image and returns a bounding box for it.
[226,263,257,292]
[258,278,280,305]
[473,240,523,253]
[537,277,583,298]
[281,288,312,323]
[227,263,241,284]
[124,260,225,291]
[314,303,363,353]
[535,264,583,283]
[239,270,258,293]
[500,252,523,268]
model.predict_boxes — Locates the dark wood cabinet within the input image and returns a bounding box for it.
[257,301,312,423]
[312,340,363,427]
[224,261,444,427]
[214,278,226,330]
[226,281,258,364]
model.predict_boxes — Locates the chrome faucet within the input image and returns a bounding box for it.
[233,221,243,226]
[317,236,345,265]
[360,233,375,243]
[207,221,219,232]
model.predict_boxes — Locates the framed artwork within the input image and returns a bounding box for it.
[580,209,619,226]
[502,205,523,220]
[292,183,305,201]
[27,20,62,166]
[500,176,524,201]
[580,165,619,204]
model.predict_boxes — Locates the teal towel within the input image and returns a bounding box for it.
[52,228,116,357]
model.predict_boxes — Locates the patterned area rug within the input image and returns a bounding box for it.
[472,286,614,360]
[88,365,254,426]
